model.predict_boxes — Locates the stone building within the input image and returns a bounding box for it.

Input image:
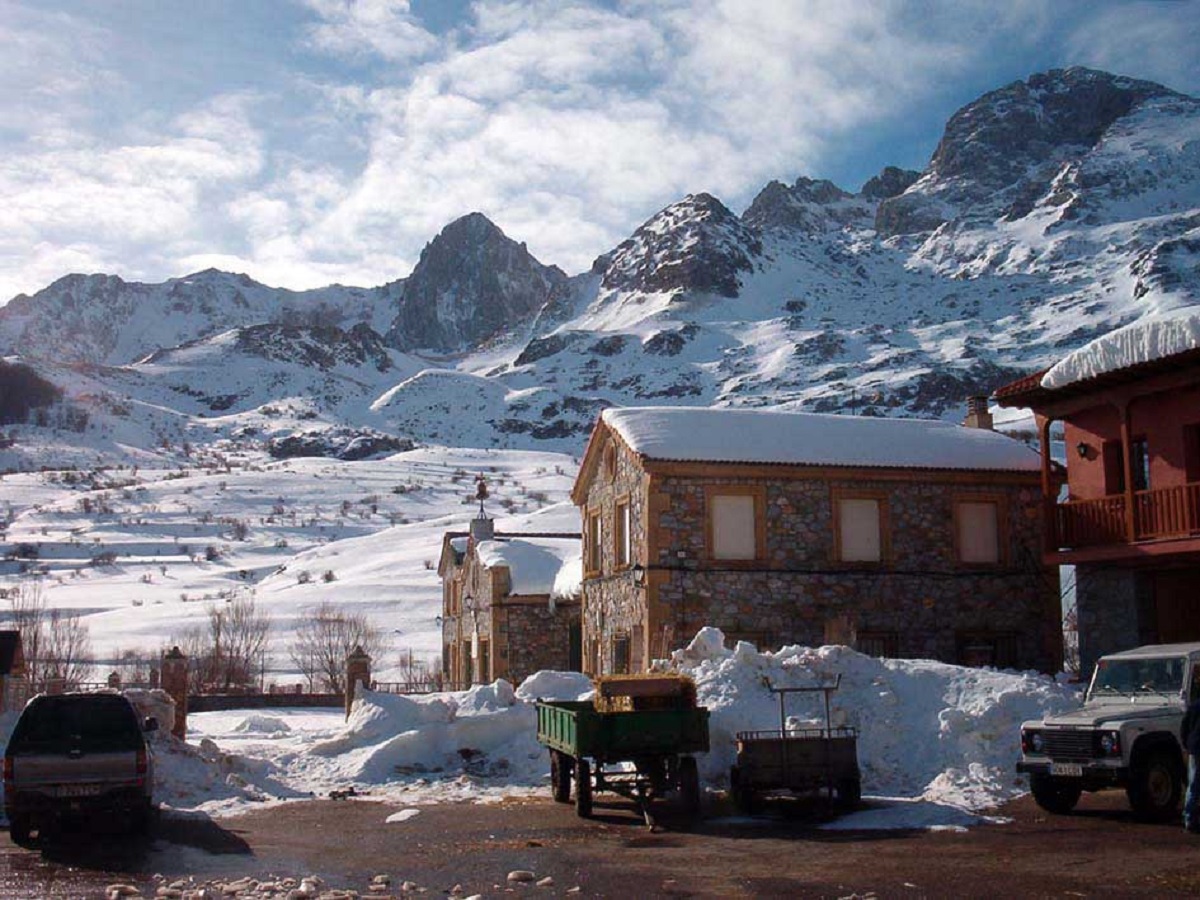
[439,516,582,686]
[995,307,1200,676]
[571,406,1063,675]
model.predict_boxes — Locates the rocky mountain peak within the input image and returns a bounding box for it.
[742,177,871,233]
[860,166,920,201]
[384,212,568,353]
[877,67,1185,236]
[598,193,763,297]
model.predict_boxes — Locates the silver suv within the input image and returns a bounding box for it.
[1018,642,1200,819]
[4,692,158,845]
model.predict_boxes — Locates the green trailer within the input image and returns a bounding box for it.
[535,698,710,823]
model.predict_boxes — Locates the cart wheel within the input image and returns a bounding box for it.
[550,750,571,803]
[678,756,700,816]
[730,766,755,815]
[575,758,593,818]
[835,777,862,811]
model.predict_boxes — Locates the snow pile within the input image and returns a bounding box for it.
[144,631,1077,829]
[668,627,1080,811]
[1041,304,1200,389]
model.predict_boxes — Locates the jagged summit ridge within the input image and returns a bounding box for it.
[597,193,763,298]
[0,66,1198,468]
[386,212,568,352]
[877,67,1190,235]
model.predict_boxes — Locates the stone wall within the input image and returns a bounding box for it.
[1074,565,1152,678]
[494,600,581,684]
[579,428,1061,673]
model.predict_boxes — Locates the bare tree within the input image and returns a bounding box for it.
[5,580,94,691]
[289,601,384,693]
[170,595,270,693]
[42,609,93,690]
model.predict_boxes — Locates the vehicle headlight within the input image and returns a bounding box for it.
[1022,729,1045,754]
[1099,732,1121,756]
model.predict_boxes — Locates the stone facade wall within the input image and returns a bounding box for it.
[441,534,581,684]
[1074,565,1153,678]
[495,601,581,685]
[579,427,1062,674]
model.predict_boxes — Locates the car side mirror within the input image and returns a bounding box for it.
[144,716,159,733]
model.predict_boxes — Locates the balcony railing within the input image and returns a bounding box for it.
[1055,482,1200,549]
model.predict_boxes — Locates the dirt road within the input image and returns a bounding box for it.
[2,790,1199,898]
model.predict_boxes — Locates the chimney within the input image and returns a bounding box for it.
[470,515,494,543]
[964,396,994,430]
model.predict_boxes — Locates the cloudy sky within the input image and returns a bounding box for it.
[2,0,1198,303]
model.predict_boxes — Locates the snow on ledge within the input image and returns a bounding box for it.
[1041,306,1200,390]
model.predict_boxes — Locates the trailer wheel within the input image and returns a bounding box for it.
[835,777,862,811]
[730,766,755,814]
[550,750,571,803]
[575,758,593,818]
[678,756,700,816]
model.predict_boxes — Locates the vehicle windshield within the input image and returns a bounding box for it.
[1087,656,1185,700]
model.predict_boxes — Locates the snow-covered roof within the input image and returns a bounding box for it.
[601,406,1041,472]
[1041,306,1200,390]
[475,536,581,598]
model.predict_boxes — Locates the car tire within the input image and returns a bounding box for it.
[8,814,34,848]
[550,750,571,803]
[575,758,593,818]
[1029,772,1082,814]
[1127,748,1182,820]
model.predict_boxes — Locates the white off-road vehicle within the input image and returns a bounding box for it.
[1018,642,1200,819]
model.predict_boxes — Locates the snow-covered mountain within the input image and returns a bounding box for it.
[2,66,1199,469]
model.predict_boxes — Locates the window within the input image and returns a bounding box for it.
[956,631,1017,669]
[612,634,631,674]
[710,493,758,560]
[585,509,602,574]
[1105,437,1150,493]
[1185,424,1200,484]
[614,500,631,568]
[957,500,1001,564]
[856,631,898,658]
[836,496,883,562]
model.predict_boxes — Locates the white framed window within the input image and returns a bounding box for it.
[837,497,882,562]
[711,493,757,560]
[615,500,631,567]
[586,510,602,574]
[957,500,1000,564]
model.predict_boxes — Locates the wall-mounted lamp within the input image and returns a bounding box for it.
[1075,441,1091,460]
[631,563,645,585]
[435,615,444,627]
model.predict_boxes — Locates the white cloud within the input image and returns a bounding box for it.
[2,0,1198,305]
[303,0,438,61]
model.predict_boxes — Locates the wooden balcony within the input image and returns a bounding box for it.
[1054,482,1200,550]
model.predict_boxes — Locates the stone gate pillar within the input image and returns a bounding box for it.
[161,646,188,740]
[345,646,371,719]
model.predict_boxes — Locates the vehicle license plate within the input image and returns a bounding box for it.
[55,784,102,798]
[1050,763,1083,777]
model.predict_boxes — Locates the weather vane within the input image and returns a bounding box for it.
[474,473,489,518]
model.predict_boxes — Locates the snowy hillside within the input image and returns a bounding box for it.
[0,446,579,681]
